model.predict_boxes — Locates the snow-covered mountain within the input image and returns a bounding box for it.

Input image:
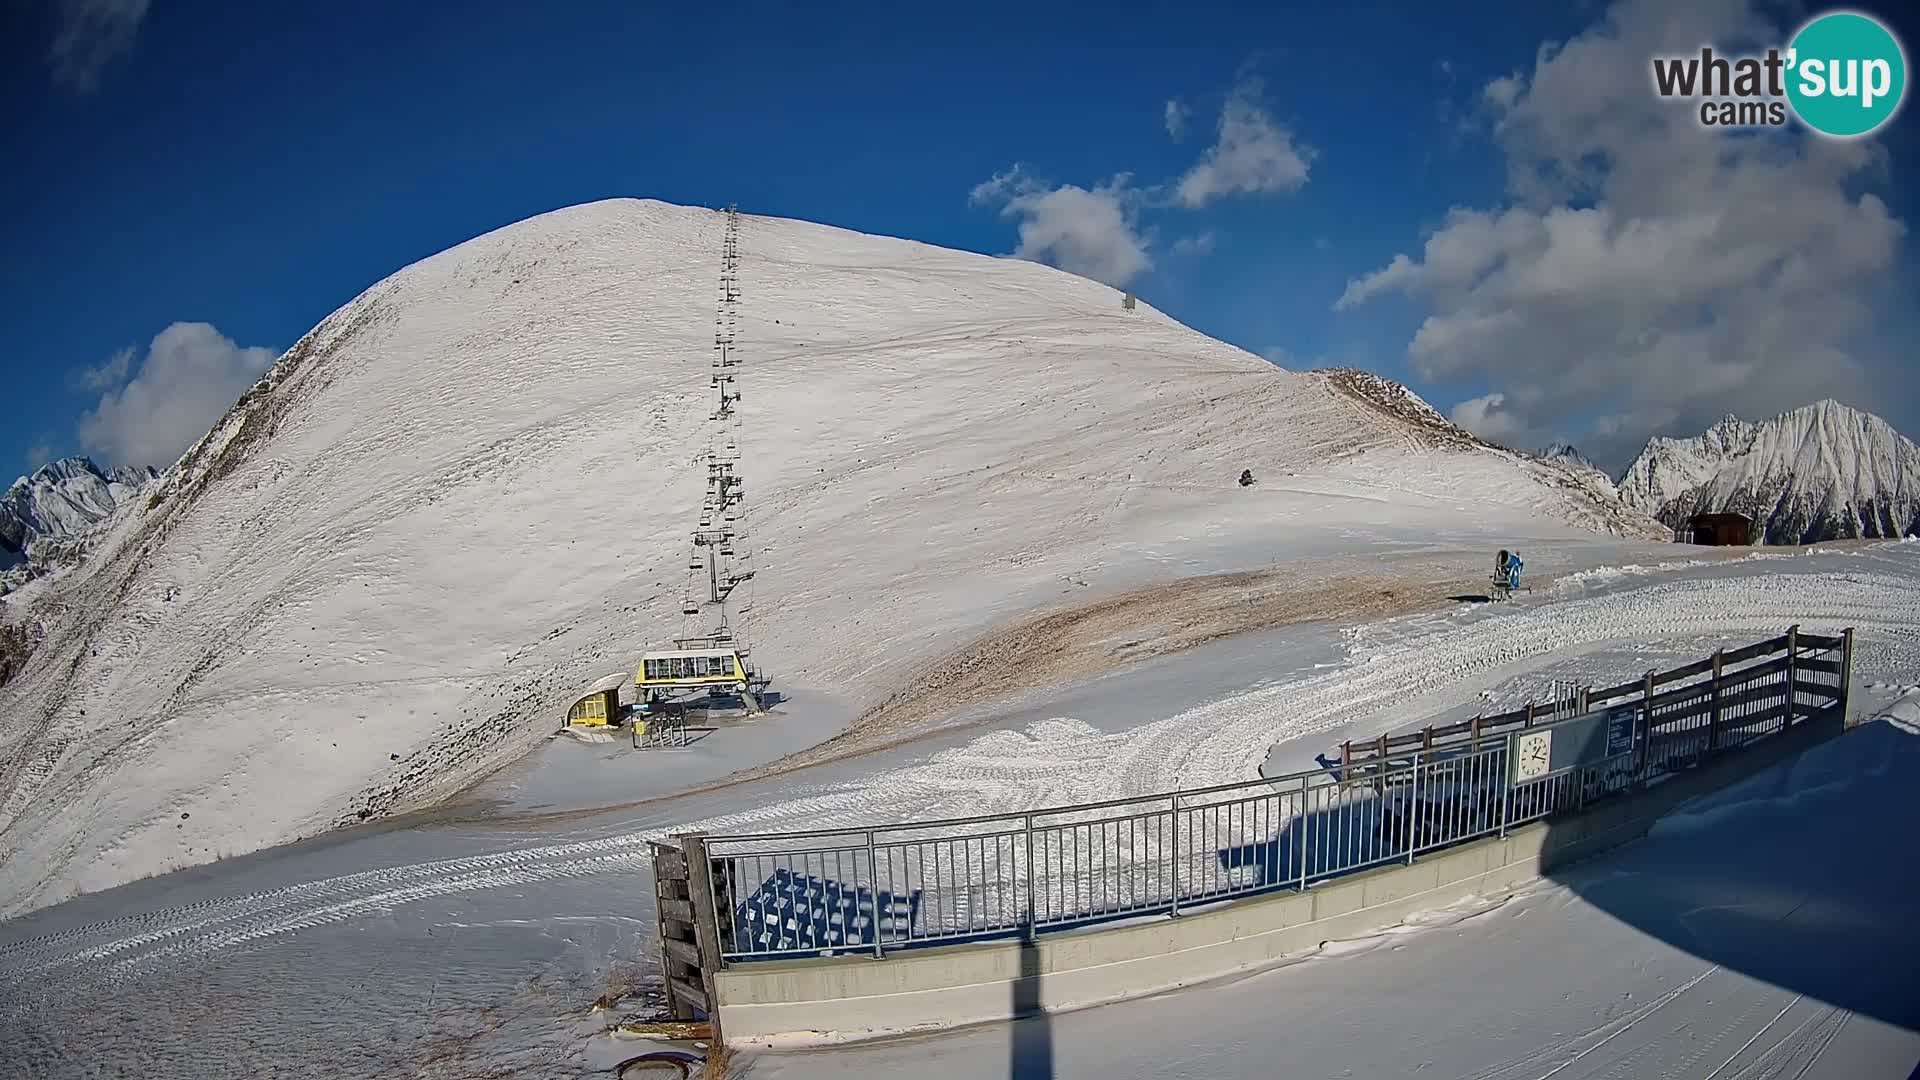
[1539,443,1603,478]
[1617,400,1920,545]
[1534,442,1615,494]
[1308,372,1653,537]
[0,199,1665,915]
[1,457,158,572]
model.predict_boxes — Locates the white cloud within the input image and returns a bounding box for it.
[1172,230,1217,257]
[1482,72,1525,114]
[1164,99,1192,141]
[47,0,149,93]
[77,322,277,469]
[1334,0,1908,467]
[972,71,1314,286]
[1174,76,1315,207]
[68,345,134,392]
[969,167,1152,288]
[1448,391,1546,448]
[26,442,57,471]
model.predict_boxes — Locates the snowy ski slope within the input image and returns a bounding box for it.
[0,199,1655,916]
[1,546,1916,1080]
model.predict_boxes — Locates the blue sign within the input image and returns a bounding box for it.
[1605,706,1638,757]
[1509,705,1642,783]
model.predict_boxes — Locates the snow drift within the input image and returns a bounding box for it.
[1618,400,1920,544]
[0,199,1661,916]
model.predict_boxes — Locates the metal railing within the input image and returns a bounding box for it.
[668,627,1851,966]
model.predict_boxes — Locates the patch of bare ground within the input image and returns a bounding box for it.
[442,553,1504,828]
[0,619,34,689]
[413,974,582,1080]
[761,558,1466,774]
[453,540,1869,829]
[1312,367,1491,451]
[701,1042,746,1079]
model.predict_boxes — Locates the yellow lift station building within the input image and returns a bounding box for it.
[567,671,630,727]
[637,646,750,695]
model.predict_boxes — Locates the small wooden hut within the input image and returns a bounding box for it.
[1688,512,1754,546]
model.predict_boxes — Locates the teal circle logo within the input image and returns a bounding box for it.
[1786,11,1907,137]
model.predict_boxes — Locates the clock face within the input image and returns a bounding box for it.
[1514,730,1553,782]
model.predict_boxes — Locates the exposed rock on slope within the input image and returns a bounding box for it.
[1317,369,1664,541]
[1537,443,1613,491]
[1316,368,1483,450]
[1618,400,1920,544]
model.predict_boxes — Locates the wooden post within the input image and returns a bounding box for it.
[1706,650,1724,753]
[1841,627,1856,727]
[681,832,725,1037]
[1525,702,1537,728]
[1469,715,1481,753]
[1374,734,1388,795]
[1784,624,1799,729]
[650,841,697,1022]
[1340,740,1352,785]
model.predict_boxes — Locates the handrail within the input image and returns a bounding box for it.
[681,625,1853,969]
[1344,628,1828,768]
[704,626,1834,846]
[652,618,1850,980]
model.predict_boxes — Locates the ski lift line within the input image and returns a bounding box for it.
[654,205,759,663]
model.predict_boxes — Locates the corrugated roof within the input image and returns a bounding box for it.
[582,671,629,696]
[640,648,739,660]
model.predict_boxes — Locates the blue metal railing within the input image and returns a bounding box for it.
[689,628,1848,964]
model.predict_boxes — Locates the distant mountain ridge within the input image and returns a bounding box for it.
[1536,442,1614,492]
[1,458,158,577]
[1616,400,1920,545]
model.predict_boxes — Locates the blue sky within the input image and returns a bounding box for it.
[4,0,1917,477]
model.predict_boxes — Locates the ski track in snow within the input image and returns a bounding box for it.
[4,561,1916,984]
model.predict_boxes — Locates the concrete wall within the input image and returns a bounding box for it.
[714,703,1848,1048]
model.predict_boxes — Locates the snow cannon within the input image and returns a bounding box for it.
[1490,550,1526,601]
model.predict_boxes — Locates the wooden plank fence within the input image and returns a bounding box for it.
[650,835,722,1030]
[1338,625,1852,785]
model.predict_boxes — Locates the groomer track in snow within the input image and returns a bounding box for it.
[4,547,1916,988]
